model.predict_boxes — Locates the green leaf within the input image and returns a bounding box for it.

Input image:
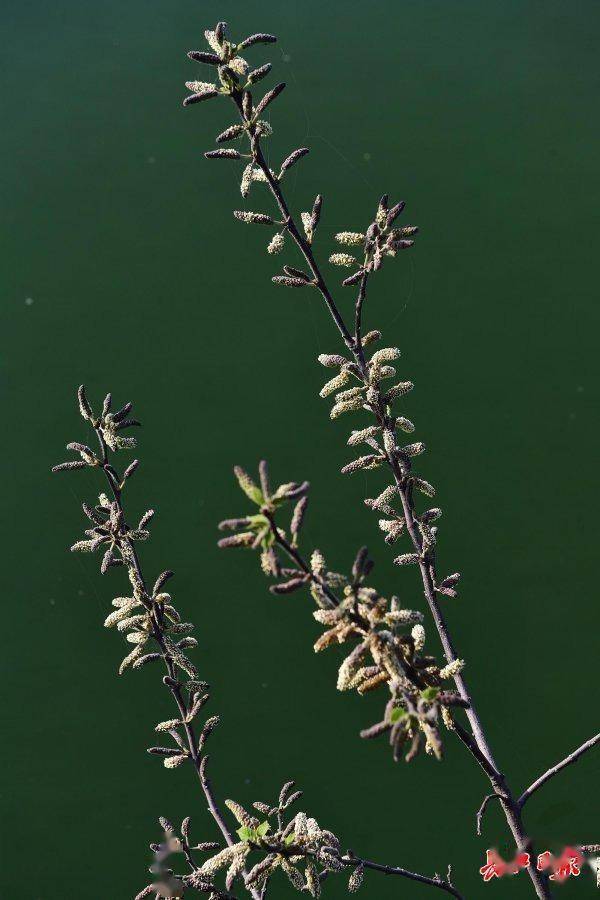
[234,467,264,506]
[390,707,408,723]
[256,820,271,837]
[248,514,269,528]
[284,832,295,846]
[237,825,256,842]
[420,687,439,701]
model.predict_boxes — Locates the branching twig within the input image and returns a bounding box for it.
[518,732,600,810]
[94,423,245,854]
[186,24,553,898]
[55,391,262,900]
[263,510,340,609]
[229,69,549,900]
[56,386,464,898]
[343,850,463,899]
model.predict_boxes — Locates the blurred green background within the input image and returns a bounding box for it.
[2,0,599,896]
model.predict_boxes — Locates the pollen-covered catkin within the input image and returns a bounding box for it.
[335,231,365,245]
[267,233,285,254]
[233,210,274,225]
[330,396,364,419]
[439,658,465,680]
[318,353,348,368]
[411,624,426,651]
[329,253,356,267]
[319,371,350,398]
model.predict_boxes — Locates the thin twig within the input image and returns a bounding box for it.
[453,723,505,786]
[343,850,463,899]
[518,732,600,810]
[353,270,369,368]
[198,755,236,845]
[93,425,260,899]
[263,511,340,609]
[476,793,509,836]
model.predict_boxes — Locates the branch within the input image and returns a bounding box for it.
[91,419,260,900]
[232,96,356,356]
[518,732,600,810]
[453,722,504,786]
[247,123,551,900]
[227,90,552,900]
[198,755,237,845]
[186,34,553,897]
[353,270,369,367]
[263,511,340,609]
[343,850,463,899]
[476,793,509,836]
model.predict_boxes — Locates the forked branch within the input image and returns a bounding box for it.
[54,388,463,898]
[183,20,554,898]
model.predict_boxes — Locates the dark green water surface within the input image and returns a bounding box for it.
[2,1,599,896]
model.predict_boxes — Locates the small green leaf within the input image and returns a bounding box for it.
[390,707,408,723]
[237,826,256,842]
[420,687,439,701]
[234,467,264,506]
[284,832,295,846]
[248,514,269,528]
[256,820,271,837]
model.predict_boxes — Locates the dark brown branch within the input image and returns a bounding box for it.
[226,83,552,899]
[198,755,236,845]
[517,732,600,810]
[232,94,357,357]
[263,511,340,609]
[353,270,369,369]
[343,850,463,899]
[453,723,505,786]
